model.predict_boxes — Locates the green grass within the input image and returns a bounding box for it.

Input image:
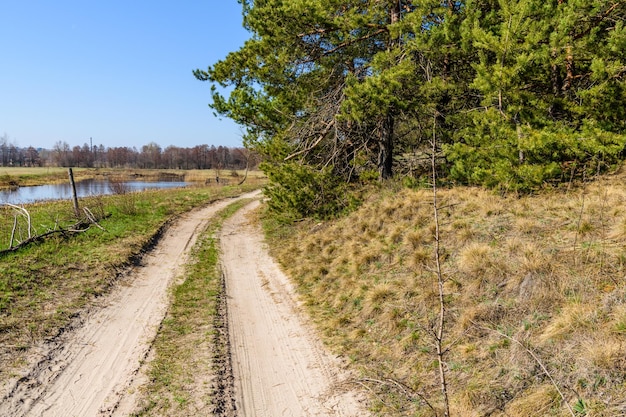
[131,199,249,416]
[0,181,263,384]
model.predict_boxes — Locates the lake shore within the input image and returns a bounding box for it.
[0,167,264,190]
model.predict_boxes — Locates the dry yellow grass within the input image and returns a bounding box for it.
[0,167,69,176]
[505,384,561,416]
[266,170,626,416]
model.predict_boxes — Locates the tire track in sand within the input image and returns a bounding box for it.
[220,200,369,417]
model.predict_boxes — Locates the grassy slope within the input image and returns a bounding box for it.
[0,179,263,384]
[266,171,626,416]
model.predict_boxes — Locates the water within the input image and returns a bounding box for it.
[0,179,189,205]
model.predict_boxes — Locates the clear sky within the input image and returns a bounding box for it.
[0,1,251,150]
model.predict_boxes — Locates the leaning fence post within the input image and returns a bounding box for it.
[68,168,80,218]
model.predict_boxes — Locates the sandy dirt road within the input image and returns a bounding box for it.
[0,192,368,417]
[0,191,259,417]
[220,200,368,417]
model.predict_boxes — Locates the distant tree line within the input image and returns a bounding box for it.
[0,134,258,170]
[0,134,41,168]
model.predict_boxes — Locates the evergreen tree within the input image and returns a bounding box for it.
[446,0,626,190]
[197,0,626,216]
[196,0,423,218]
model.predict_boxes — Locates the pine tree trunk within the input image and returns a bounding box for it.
[556,0,574,93]
[563,45,574,92]
[377,2,401,180]
[379,114,394,180]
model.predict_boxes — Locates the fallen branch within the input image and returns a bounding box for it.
[1,205,108,256]
[4,203,34,248]
[83,207,106,231]
[358,377,437,413]
[10,215,17,250]
[1,227,85,255]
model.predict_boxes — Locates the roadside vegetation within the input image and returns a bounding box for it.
[202,2,626,414]
[265,168,626,416]
[131,199,248,417]
[202,1,625,220]
[0,173,263,386]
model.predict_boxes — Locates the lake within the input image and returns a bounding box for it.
[0,179,190,205]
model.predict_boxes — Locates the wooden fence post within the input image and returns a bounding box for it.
[68,168,80,218]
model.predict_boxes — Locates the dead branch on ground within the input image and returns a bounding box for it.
[1,204,107,255]
[358,377,437,413]
[5,203,34,248]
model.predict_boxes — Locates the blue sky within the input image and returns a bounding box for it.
[0,1,251,150]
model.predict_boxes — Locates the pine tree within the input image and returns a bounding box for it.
[197,0,626,214]
[196,0,424,218]
[446,0,626,190]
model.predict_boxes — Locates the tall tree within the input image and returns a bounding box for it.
[140,142,162,169]
[53,141,71,167]
[199,0,626,214]
[196,0,424,218]
[24,147,40,167]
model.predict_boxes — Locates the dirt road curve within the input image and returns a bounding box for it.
[0,191,257,417]
[220,200,368,417]
[0,192,368,416]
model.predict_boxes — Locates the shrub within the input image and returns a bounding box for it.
[261,161,356,221]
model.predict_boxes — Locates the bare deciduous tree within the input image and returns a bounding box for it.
[430,114,451,417]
